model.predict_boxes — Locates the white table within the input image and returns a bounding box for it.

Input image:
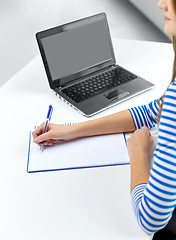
[0,39,173,240]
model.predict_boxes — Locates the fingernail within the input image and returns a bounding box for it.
[34,138,38,143]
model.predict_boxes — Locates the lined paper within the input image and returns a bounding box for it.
[27,132,129,173]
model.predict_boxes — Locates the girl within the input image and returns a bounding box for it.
[33,0,176,238]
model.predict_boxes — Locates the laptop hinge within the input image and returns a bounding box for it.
[60,64,116,89]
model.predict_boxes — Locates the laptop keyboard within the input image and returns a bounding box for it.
[62,67,137,103]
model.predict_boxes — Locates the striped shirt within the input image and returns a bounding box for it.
[129,79,176,234]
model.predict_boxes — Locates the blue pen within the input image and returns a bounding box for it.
[40,105,53,151]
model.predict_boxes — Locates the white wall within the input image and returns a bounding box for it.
[129,0,172,40]
[1,0,96,87]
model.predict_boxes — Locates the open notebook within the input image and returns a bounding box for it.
[27,128,129,173]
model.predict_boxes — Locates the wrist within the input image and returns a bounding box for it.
[67,124,82,140]
[129,151,148,162]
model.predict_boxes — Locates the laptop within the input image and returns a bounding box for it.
[36,12,154,117]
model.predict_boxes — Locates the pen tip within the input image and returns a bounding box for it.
[40,146,44,151]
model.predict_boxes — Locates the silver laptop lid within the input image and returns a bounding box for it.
[36,13,116,89]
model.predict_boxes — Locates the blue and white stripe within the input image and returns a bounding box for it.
[129,80,176,234]
[129,99,160,130]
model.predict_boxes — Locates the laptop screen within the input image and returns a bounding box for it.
[41,18,114,85]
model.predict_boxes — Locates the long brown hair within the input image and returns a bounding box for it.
[157,35,176,124]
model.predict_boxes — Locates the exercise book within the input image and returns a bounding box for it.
[27,129,129,173]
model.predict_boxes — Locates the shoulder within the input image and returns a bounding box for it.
[166,79,176,91]
[163,79,176,102]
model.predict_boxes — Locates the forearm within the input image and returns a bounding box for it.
[130,153,150,192]
[69,109,135,139]
[126,127,152,192]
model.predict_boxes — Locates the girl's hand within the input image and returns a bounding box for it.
[127,126,154,160]
[32,123,73,146]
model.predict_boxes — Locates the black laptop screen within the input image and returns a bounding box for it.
[41,19,113,84]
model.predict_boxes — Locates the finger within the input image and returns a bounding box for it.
[34,139,57,147]
[133,129,138,134]
[33,131,52,144]
[141,126,151,136]
[142,126,148,133]
[44,140,57,145]
[145,128,152,137]
[32,122,45,138]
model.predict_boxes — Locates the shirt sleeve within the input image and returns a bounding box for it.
[130,81,176,234]
[128,99,160,129]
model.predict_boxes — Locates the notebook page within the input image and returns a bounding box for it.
[27,132,129,172]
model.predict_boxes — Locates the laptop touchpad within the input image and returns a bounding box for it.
[104,88,129,101]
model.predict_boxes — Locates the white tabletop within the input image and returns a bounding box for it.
[0,39,174,240]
